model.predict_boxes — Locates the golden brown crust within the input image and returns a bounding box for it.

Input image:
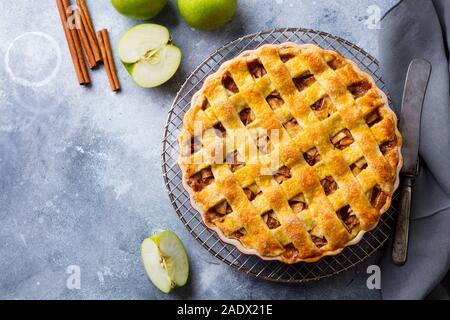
[178,43,403,264]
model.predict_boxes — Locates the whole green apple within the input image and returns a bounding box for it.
[111,0,167,20]
[176,0,237,30]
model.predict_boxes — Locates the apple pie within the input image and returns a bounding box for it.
[178,43,402,263]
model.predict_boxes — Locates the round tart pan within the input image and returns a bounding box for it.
[162,28,398,282]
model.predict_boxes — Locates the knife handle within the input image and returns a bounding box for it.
[392,177,413,265]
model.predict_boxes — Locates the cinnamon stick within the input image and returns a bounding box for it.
[76,6,96,69]
[62,0,90,84]
[98,31,114,90]
[56,0,89,84]
[101,29,120,91]
[77,0,102,63]
[98,29,120,92]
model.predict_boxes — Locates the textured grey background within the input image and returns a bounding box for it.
[0,0,399,299]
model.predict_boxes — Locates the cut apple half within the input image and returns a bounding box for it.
[141,230,189,293]
[118,24,182,88]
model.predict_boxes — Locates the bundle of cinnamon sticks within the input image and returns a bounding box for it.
[56,0,120,91]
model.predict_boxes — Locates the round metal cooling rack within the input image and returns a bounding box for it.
[162,28,397,282]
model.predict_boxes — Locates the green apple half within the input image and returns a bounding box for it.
[117,24,181,88]
[141,230,189,293]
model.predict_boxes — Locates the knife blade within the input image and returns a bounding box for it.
[392,59,431,265]
[399,59,432,176]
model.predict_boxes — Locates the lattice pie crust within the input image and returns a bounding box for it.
[178,43,402,263]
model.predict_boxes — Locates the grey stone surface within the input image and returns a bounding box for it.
[0,0,398,299]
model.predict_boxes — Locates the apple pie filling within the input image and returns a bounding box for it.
[205,200,232,225]
[336,205,360,233]
[283,118,301,136]
[365,108,382,127]
[321,176,338,195]
[348,80,372,99]
[187,168,214,192]
[228,150,245,173]
[330,129,354,150]
[201,97,211,110]
[350,157,368,176]
[293,73,316,92]
[289,193,308,214]
[222,72,239,95]
[247,59,267,79]
[303,147,321,166]
[256,134,271,154]
[310,96,337,119]
[369,186,387,210]
[262,210,281,229]
[280,53,295,63]
[380,139,397,155]
[274,166,291,184]
[243,184,261,201]
[239,107,255,125]
[266,91,284,110]
[327,55,346,70]
[311,235,328,248]
[213,122,226,137]
[230,229,246,240]
[189,136,201,154]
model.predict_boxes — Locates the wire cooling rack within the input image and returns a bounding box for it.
[162,28,397,282]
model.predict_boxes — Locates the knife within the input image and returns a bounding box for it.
[392,59,432,266]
